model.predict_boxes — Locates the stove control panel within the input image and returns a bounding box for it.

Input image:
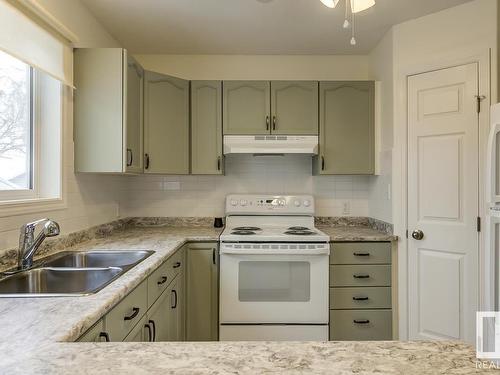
[226,195,315,215]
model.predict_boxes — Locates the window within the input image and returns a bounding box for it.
[0,50,34,196]
[0,50,63,211]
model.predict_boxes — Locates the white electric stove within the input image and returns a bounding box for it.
[219,194,330,341]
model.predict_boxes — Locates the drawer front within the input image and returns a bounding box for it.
[148,248,185,306]
[330,310,392,340]
[330,242,391,265]
[330,265,391,287]
[106,281,148,341]
[330,287,391,309]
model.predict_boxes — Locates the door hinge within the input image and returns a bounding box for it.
[476,95,486,113]
[477,217,481,232]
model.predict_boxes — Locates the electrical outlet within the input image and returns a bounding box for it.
[342,201,350,215]
[164,181,180,191]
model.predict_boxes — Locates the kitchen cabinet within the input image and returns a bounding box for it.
[144,71,189,174]
[223,80,318,136]
[186,242,218,341]
[77,319,108,342]
[74,48,144,173]
[270,81,318,135]
[316,81,375,175]
[168,275,184,341]
[329,241,392,341]
[191,81,223,174]
[105,281,148,342]
[123,315,151,342]
[223,81,271,135]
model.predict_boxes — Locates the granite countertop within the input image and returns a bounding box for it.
[1,220,484,375]
[319,225,397,242]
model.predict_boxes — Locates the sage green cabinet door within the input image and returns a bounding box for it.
[123,315,149,342]
[168,275,184,341]
[318,81,375,175]
[125,53,144,173]
[223,81,270,135]
[147,285,172,342]
[270,81,318,135]
[186,243,218,341]
[144,71,189,174]
[191,81,223,174]
[77,319,106,342]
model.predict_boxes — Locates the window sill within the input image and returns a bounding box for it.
[0,197,66,218]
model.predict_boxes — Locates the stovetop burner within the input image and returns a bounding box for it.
[284,230,316,235]
[233,226,262,231]
[231,230,257,235]
[287,226,310,231]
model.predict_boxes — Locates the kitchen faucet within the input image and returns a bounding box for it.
[18,219,60,270]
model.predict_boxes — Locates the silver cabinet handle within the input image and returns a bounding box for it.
[411,229,424,240]
[126,148,133,167]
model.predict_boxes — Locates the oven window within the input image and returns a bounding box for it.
[238,261,310,302]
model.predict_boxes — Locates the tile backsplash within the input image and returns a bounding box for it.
[119,155,371,218]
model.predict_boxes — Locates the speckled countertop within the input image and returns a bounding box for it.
[319,226,397,242]
[0,221,486,375]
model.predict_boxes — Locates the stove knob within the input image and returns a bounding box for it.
[293,200,301,207]
[303,200,311,207]
[230,199,238,206]
[240,199,248,206]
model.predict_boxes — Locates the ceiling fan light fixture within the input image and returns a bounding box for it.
[350,0,375,13]
[320,0,340,8]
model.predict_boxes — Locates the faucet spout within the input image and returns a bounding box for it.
[18,219,60,270]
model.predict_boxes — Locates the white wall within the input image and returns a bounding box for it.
[0,0,123,253]
[368,29,394,223]
[134,54,371,81]
[119,155,370,218]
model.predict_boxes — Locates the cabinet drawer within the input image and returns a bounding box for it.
[330,242,391,264]
[77,319,105,342]
[106,281,147,341]
[148,248,184,306]
[330,265,391,287]
[330,310,392,340]
[330,287,391,309]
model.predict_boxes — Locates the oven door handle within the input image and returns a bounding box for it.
[219,249,330,256]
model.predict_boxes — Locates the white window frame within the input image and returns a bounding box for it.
[0,60,65,217]
[0,65,37,202]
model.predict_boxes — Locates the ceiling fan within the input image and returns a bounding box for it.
[320,0,376,45]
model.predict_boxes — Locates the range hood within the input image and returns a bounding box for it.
[223,135,319,155]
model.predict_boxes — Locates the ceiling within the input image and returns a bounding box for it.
[81,0,473,55]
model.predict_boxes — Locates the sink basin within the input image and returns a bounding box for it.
[42,250,154,271]
[0,267,123,297]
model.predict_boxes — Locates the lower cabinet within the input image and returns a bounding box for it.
[77,319,107,342]
[186,242,218,341]
[329,242,393,341]
[77,246,186,343]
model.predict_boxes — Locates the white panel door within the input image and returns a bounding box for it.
[408,63,479,343]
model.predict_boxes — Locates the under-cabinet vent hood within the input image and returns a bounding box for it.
[223,135,319,155]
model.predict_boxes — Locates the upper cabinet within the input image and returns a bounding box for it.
[144,71,189,174]
[270,81,318,135]
[223,80,318,136]
[223,81,270,135]
[191,81,223,175]
[315,81,375,175]
[74,48,143,173]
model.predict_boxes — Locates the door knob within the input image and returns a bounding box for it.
[411,229,424,240]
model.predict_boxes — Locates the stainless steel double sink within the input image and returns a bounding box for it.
[0,250,154,297]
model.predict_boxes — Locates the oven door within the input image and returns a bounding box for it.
[219,252,329,324]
